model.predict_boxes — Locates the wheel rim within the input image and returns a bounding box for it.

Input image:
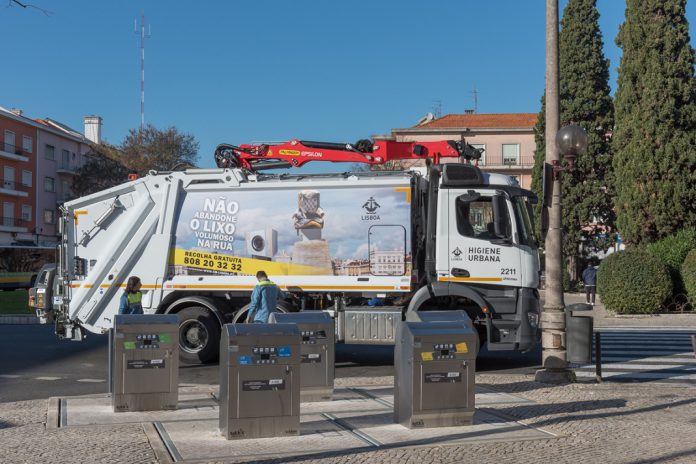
[179,318,209,354]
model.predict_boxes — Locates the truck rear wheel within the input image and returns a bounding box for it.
[177,306,221,364]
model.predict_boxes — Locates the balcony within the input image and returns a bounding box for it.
[56,164,78,176]
[479,154,535,169]
[0,178,30,198]
[0,143,30,162]
[0,217,30,233]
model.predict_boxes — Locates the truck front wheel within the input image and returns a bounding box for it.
[177,306,221,364]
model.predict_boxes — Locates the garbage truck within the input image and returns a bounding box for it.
[52,138,540,363]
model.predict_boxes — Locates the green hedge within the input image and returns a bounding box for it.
[682,249,696,303]
[647,229,696,294]
[597,248,672,314]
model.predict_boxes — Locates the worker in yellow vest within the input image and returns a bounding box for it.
[119,276,143,314]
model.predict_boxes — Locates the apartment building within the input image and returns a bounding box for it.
[0,107,98,248]
[389,113,537,190]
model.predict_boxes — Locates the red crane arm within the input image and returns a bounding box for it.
[214,138,481,170]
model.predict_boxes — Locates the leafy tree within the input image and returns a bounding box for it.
[531,0,615,279]
[613,0,696,244]
[72,143,129,197]
[121,124,199,174]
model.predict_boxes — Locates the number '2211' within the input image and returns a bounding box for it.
[501,268,516,275]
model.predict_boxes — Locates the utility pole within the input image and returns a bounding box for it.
[535,0,573,383]
[135,13,151,131]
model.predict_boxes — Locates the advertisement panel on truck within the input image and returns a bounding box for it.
[169,186,413,279]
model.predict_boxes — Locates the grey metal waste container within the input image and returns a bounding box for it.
[219,323,301,440]
[565,303,593,364]
[269,311,335,402]
[112,314,179,412]
[394,320,477,428]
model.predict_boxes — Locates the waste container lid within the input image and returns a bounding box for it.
[565,303,593,317]
[269,311,332,325]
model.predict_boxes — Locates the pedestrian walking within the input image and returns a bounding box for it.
[246,270,283,323]
[119,276,144,314]
[582,263,597,305]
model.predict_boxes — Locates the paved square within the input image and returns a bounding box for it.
[57,385,556,462]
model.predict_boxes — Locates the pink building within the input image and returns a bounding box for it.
[389,113,537,190]
[33,118,93,241]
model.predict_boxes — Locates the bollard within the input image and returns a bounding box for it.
[595,331,602,383]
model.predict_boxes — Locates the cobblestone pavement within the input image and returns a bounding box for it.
[2,374,695,464]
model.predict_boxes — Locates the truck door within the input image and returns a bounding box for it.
[442,190,521,287]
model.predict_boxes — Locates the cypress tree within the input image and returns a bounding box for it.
[613,0,696,244]
[531,0,615,278]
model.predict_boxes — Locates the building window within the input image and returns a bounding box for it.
[470,143,486,166]
[21,205,32,222]
[44,209,55,224]
[22,135,32,153]
[3,166,15,189]
[44,176,55,192]
[22,170,32,187]
[4,130,16,153]
[45,144,55,161]
[62,149,70,169]
[3,202,14,226]
[502,144,520,165]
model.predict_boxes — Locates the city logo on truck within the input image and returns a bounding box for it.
[361,196,381,220]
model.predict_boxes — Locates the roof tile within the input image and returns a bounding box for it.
[417,113,537,129]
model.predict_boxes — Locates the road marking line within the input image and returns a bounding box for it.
[76,378,105,383]
[0,374,21,378]
[35,376,62,381]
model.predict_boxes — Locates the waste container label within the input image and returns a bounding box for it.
[127,359,165,369]
[420,352,434,361]
[424,372,461,383]
[277,346,292,357]
[242,379,285,391]
[455,342,468,353]
[301,353,321,363]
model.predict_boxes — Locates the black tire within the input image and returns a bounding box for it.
[176,306,221,365]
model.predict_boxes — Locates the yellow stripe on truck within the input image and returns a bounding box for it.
[439,276,503,283]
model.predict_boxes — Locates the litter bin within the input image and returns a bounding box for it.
[112,314,179,412]
[269,311,335,402]
[394,320,477,428]
[565,303,593,364]
[219,323,301,440]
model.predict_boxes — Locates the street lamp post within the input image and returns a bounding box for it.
[535,0,590,384]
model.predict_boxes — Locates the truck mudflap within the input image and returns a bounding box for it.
[485,287,539,352]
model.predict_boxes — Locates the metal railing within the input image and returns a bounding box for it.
[0,217,30,228]
[0,178,31,193]
[2,142,27,156]
[479,154,535,167]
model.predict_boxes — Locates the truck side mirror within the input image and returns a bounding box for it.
[492,194,509,239]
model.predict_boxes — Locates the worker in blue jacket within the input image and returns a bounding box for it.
[246,270,284,323]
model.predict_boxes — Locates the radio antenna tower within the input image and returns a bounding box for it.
[471,85,479,113]
[134,13,151,131]
[431,100,442,119]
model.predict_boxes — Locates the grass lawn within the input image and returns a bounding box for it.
[0,290,33,315]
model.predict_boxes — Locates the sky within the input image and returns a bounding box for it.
[2,0,695,171]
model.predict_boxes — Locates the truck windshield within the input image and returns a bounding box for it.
[512,196,537,248]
